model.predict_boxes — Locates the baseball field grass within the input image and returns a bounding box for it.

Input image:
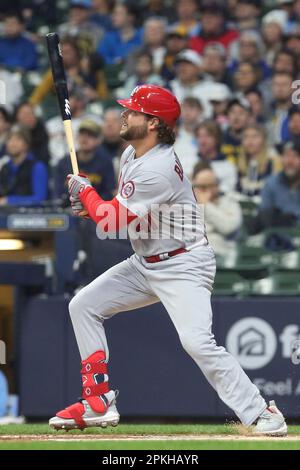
[0,423,300,450]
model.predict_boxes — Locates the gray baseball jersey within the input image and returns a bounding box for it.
[116,144,207,256]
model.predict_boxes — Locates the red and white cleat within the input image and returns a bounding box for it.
[49,350,119,431]
[253,400,287,436]
[49,392,120,431]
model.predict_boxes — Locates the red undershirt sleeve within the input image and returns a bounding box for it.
[79,186,138,233]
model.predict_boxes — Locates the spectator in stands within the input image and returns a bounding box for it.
[192,162,242,255]
[97,2,143,64]
[233,61,261,95]
[117,52,164,99]
[47,88,100,167]
[229,30,271,81]
[189,0,239,54]
[0,67,23,113]
[101,108,125,176]
[0,127,48,207]
[202,43,231,86]
[0,107,11,159]
[20,0,58,32]
[160,27,188,82]
[267,71,294,146]
[260,141,300,223]
[172,0,201,38]
[284,31,300,70]
[286,107,300,146]
[221,98,251,165]
[0,12,38,71]
[237,124,282,196]
[196,120,237,193]
[15,103,50,166]
[141,0,176,23]
[272,49,298,86]
[262,9,287,66]
[90,0,114,31]
[126,17,167,76]
[207,83,232,127]
[59,0,104,53]
[174,97,203,178]
[102,108,123,157]
[245,88,266,124]
[233,0,262,31]
[54,119,115,205]
[29,36,108,106]
[170,49,212,116]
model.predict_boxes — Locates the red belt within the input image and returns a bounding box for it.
[144,248,187,263]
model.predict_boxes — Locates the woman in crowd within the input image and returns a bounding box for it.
[237,124,282,196]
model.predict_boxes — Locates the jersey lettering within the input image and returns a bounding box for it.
[174,153,184,181]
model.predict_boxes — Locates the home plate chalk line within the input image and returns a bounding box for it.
[0,434,300,442]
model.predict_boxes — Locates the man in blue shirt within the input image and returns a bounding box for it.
[0,127,48,206]
[0,12,38,71]
[54,119,116,206]
[97,2,143,64]
[261,142,300,222]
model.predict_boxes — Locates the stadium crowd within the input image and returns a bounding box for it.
[0,0,300,257]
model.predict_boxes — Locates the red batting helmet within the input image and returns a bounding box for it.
[117,85,181,128]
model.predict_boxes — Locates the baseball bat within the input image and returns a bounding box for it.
[46,32,79,175]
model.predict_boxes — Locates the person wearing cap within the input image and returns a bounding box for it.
[228,30,272,81]
[262,9,288,65]
[207,83,232,127]
[160,26,188,81]
[171,0,201,38]
[97,2,143,65]
[46,88,100,167]
[58,0,104,52]
[54,119,115,206]
[0,127,48,207]
[189,0,239,55]
[169,49,213,117]
[221,98,252,165]
[260,141,300,222]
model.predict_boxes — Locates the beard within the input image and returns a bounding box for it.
[120,123,148,141]
[284,169,300,184]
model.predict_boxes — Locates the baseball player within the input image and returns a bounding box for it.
[49,85,287,435]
